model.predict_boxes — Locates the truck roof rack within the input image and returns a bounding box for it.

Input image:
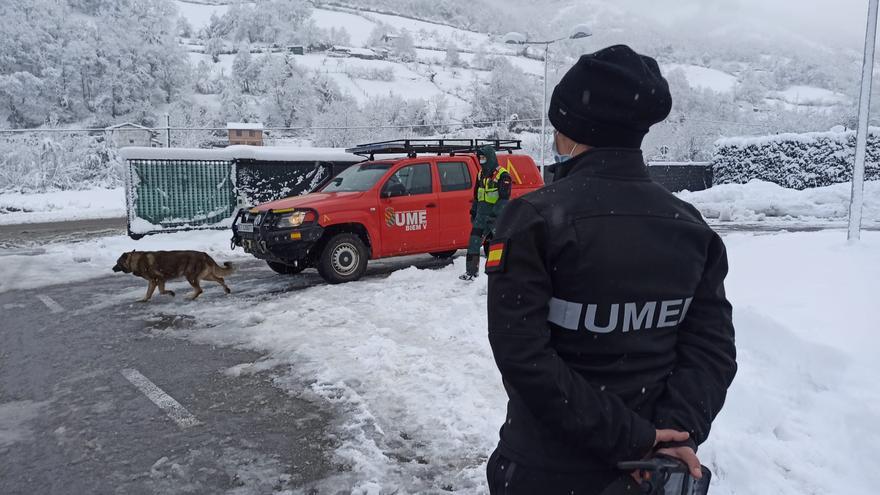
[345,139,522,159]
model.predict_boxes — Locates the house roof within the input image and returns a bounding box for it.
[226,122,264,130]
[105,122,154,132]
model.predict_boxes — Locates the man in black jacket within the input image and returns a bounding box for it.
[486,45,737,494]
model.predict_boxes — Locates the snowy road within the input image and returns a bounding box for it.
[0,255,454,494]
[1,222,878,493]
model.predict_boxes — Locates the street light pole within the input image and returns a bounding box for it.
[503,27,591,178]
[848,0,879,241]
[541,43,550,174]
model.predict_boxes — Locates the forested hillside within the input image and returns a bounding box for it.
[0,0,873,191]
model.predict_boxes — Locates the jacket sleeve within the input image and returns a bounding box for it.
[492,172,512,217]
[652,232,737,450]
[488,199,657,465]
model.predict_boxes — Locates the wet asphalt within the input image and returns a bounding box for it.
[0,217,873,494]
[0,218,454,494]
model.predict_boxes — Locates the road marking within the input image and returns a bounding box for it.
[36,295,64,314]
[120,368,201,429]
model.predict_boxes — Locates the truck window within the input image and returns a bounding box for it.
[382,163,432,196]
[322,162,392,192]
[438,162,472,192]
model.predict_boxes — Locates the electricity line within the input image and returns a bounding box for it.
[0,118,545,134]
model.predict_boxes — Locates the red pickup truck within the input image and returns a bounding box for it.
[231,139,543,283]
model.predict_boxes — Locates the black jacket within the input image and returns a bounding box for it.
[487,148,737,473]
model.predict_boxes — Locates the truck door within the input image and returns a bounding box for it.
[435,159,475,250]
[378,162,439,256]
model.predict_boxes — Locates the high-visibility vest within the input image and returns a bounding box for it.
[476,166,509,205]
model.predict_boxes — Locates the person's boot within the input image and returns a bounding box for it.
[459,254,480,281]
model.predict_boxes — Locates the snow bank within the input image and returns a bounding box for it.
[677,180,880,224]
[0,230,248,293]
[167,231,880,493]
[0,187,125,225]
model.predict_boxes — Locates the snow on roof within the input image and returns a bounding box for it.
[119,145,364,163]
[331,45,376,56]
[226,122,264,130]
[106,122,154,131]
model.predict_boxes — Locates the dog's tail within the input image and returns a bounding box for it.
[213,261,236,277]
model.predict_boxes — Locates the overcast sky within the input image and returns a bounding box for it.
[615,0,870,49]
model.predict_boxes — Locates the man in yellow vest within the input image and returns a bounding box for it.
[460,145,512,281]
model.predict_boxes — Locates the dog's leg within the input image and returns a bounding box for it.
[140,280,157,302]
[205,274,231,295]
[186,277,203,300]
[158,280,175,297]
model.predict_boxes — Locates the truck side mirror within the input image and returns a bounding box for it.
[382,182,407,198]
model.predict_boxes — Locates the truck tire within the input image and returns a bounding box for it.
[266,260,306,275]
[430,250,457,259]
[317,233,368,284]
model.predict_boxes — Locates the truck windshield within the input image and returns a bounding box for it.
[322,162,392,192]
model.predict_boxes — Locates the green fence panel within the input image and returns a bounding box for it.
[128,159,235,234]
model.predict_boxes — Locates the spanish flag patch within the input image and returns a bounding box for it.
[485,239,508,273]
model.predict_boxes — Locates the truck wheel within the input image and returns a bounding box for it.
[430,250,457,259]
[317,233,368,284]
[266,260,306,275]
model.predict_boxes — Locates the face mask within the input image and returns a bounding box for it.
[552,137,579,164]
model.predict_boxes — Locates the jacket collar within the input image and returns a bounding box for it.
[552,148,649,181]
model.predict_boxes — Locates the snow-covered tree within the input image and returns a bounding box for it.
[471,58,540,123]
[393,29,417,62]
[205,36,224,63]
[260,57,317,126]
[232,44,258,93]
[176,16,193,38]
[445,43,461,67]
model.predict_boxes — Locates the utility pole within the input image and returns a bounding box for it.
[848,0,879,241]
[165,114,171,148]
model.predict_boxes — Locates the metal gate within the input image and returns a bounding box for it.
[125,159,236,237]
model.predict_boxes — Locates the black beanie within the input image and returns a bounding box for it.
[549,45,671,149]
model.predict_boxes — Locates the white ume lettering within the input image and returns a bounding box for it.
[548,297,694,333]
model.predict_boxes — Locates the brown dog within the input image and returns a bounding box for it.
[112,250,235,302]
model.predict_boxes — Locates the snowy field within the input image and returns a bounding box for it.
[663,64,738,93]
[2,217,878,492]
[0,187,125,225]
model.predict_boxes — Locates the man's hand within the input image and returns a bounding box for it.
[657,445,703,479]
[653,428,690,447]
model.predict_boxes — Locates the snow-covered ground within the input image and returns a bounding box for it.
[663,64,738,93]
[152,230,877,494]
[0,187,125,225]
[772,85,851,106]
[2,185,878,491]
[174,0,229,31]
[678,180,880,225]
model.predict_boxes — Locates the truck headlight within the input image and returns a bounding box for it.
[276,210,316,228]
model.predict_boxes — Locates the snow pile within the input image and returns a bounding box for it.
[713,129,880,189]
[168,231,880,493]
[0,187,125,225]
[677,180,880,224]
[0,230,247,293]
